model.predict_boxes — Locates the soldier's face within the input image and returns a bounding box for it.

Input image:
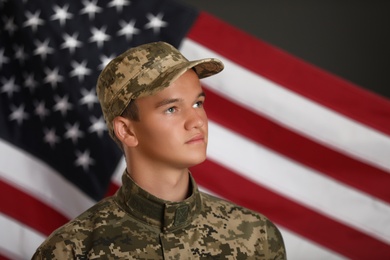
[131,70,208,169]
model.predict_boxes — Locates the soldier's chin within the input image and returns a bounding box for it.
[187,155,207,168]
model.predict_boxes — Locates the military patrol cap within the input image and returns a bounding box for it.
[96,41,224,139]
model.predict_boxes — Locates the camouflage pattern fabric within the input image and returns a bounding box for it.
[32,171,286,259]
[96,42,224,140]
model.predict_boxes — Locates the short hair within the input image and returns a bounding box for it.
[121,100,140,122]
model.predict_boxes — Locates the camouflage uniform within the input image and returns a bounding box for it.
[32,171,286,259]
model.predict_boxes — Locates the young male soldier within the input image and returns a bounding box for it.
[32,42,286,259]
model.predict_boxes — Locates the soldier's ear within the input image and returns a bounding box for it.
[113,116,138,147]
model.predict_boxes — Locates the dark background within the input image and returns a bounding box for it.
[179,0,390,99]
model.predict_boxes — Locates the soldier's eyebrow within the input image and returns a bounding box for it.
[198,92,206,99]
[155,98,181,108]
[155,92,205,108]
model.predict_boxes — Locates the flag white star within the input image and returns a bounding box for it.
[89,26,111,48]
[144,13,168,34]
[14,45,28,64]
[44,67,64,88]
[98,54,116,70]
[54,95,73,116]
[89,116,106,137]
[24,73,38,92]
[23,10,45,32]
[43,127,61,148]
[34,100,50,120]
[61,33,83,54]
[117,19,140,41]
[70,60,92,82]
[0,48,10,69]
[107,0,130,12]
[33,39,54,60]
[65,122,85,144]
[1,76,20,98]
[80,88,98,110]
[4,17,17,35]
[51,4,73,27]
[75,149,95,171]
[80,0,102,20]
[9,104,29,125]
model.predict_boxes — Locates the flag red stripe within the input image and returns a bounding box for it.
[203,87,390,203]
[190,160,390,259]
[188,12,390,136]
[105,181,120,197]
[0,254,10,260]
[0,179,69,236]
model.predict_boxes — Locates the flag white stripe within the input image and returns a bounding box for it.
[0,140,95,219]
[0,213,45,260]
[180,39,390,173]
[207,120,390,244]
[279,227,347,260]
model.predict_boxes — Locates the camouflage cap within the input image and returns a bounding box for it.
[96,41,224,139]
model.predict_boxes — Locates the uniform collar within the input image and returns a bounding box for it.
[116,170,202,232]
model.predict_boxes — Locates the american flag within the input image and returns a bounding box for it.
[1,0,390,259]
